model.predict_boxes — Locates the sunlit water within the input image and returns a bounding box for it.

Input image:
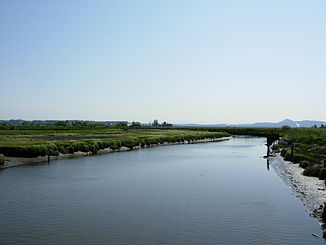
[0,136,325,244]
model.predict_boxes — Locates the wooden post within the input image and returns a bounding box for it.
[291,142,294,163]
[47,150,50,163]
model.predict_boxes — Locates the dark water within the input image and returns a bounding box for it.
[0,136,325,244]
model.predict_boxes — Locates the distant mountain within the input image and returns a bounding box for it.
[242,119,326,128]
[175,119,326,128]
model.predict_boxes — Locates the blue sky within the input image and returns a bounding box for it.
[1,0,325,123]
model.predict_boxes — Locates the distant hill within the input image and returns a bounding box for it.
[176,119,326,128]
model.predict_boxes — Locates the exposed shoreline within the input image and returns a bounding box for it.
[1,136,231,169]
[270,154,326,225]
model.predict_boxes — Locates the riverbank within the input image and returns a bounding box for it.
[270,154,326,225]
[1,136,231,169]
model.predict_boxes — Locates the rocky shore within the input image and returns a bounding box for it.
[270,154,326,225]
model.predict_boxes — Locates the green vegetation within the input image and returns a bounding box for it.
[270,127,326,186]
[0,154,4,165]
[299,160,310,169]
[275,128,326,165]
[322,204,326,223]
[162,126,280,138]
[0,125,229,158]
[303,166,321,177]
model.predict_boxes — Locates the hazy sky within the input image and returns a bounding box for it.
[1,0,325,124]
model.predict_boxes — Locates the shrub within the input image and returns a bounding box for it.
[110,141,121,150]
[72,142,82,152]
[303,166,320,177]
[322,204,326,223]
[311,146,326,155]
[139,140,145,147]
[299,160,310,169]
[281,148,288,157]
[272,144,280,151]
[284,150,292,161]
[66,146,74,154]
[90,142,99,154]
[47,144,58,152]
[81,143,90,152]
[98,141,107,149]
[0,145,49,157]
[319,168,326,180]
[0,154,4,165]
[57,145,66,154]
[292,153,308,163]
[121,139,136,149]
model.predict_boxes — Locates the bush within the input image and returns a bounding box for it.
[121,139,136,149]
[57,145,66,154]
[299,160,310,169]
[66,146,74,154]
[81,143,90,152]
[284,150,292,161]
[311,146,326,155]
[110,141,121,150]
[281,148,288,157]
[0,145,49,157]
[0,154,4,165]
[303,166,321,177]
[272,144,280,151]
[292,153,308,163]
[322,204,326,223]
[89,142,99,154]
[319,168,326,180]
[72,142,82,152]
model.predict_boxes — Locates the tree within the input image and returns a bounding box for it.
[55,121,70,127]
[162,121,172,127]
[153,119,159,126]
[116,122,127,127]
[131,121,141,127]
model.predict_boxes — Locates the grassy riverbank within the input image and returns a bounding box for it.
[0,126,229,159]
[272,128,326,178]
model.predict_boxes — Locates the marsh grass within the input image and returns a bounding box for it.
[0,127,229,157]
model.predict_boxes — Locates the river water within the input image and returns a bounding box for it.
[0,136,325,244]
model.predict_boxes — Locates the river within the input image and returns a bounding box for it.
[0,136,325,244]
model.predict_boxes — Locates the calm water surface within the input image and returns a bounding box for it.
[0,136,325,244]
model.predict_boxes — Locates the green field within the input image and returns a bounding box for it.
[0,126,229,158]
